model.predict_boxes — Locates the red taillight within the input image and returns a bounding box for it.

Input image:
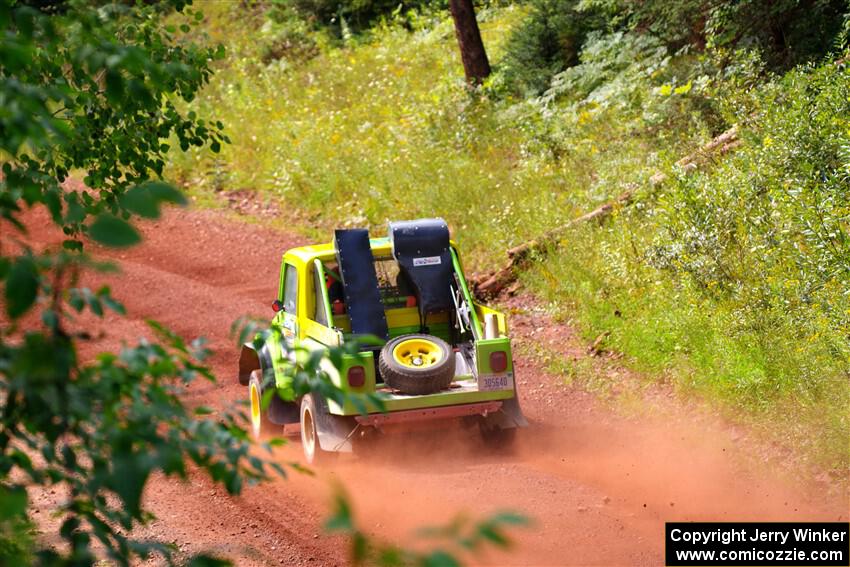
[489,351,508,373]
[347,366,365,388]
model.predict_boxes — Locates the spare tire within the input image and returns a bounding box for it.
[379,334,455,395]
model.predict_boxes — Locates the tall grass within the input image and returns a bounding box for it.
[523,60,850,465]
[169,3,849,467]
[168,3,688,270]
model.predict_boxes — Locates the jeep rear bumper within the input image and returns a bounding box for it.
[354,400,503,427]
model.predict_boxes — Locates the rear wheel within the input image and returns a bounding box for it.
[379,334,455,395]
[351,426,384,458]
[248,370,264,440]
[300,394,336,465]
[479,417,517,449]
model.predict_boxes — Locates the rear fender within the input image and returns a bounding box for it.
[482,385,528,430]
[237,343,262,386]
[312,395,356,453]
[498,394,528,428]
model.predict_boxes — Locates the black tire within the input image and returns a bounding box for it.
[378,334,456,395]
[351,426,384,458]
[479,416,517,449]
[300,394,336,465]
[248,369,264,440]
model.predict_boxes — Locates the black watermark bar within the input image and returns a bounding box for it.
[666,522,849,566]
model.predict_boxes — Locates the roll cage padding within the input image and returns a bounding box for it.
[334,228,389,341]
[389,218,453,323]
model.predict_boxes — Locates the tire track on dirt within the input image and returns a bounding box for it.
[18,205,847,566]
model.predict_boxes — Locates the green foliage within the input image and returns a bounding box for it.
[257,2,321,65]
[88,214,142,247]
[233,316,388,414]
[273,0,446,35]
[170,2,849,468]
[120,180,188,219]
[496,0,848,102]
[0,0,256,563]
[167,2,571,269]
[1,2,525,565]
[525,58,850,465]
[650,60,850,372]
[701,0,847,68]
[536,30,716,136]
[325,486,528,566]
[0,487,34,566]
[4,255,39,318]
[494,0,604,96]
[578,0,711,51]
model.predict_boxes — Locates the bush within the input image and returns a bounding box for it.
[499,0,848,103]
[274,0,446,34]
[169,2,849,466]
[581,0,848,69]
[653,60,850,346]
[259,14,320,64]
[496,0,605,96]
[525,57,850,465]
[704,0,848,69]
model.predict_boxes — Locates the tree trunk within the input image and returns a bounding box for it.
[448,0,491,85]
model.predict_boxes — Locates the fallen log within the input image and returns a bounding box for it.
[472,125,742,298]
[651,124,740,185]
[472,191,631,298]
[587,331,610,356]
[506,189,634,265]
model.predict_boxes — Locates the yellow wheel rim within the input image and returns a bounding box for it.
[392,338,443,368]
[249,382,261,439]
[302,406,316,459]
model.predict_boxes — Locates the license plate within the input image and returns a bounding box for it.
[477,372,513,392]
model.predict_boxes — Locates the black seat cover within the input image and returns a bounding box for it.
[388,219,453,322]
[334,229,389,341]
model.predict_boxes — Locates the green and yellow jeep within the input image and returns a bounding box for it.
[237,219,526,463]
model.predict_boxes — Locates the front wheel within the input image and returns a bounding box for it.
[300,394,336,465]
[248,369,264,440]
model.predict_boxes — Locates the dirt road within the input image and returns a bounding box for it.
[22,204,848,566]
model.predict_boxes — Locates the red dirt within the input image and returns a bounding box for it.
[15,204,848,566]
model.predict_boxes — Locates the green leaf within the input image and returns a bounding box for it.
[488,512,529,526]
[0,485,28,521]
[421,550,461,567]
[64,198,86,224]
[476,523,509,547]
[86,294,103,317]
[107,453,151,521]
[324,490,354,532]
[121,186,160,218]
[5,256,39,318]
[100,289,126,315]
[186,555,232,567]
[69,290,85,312]
[62,239,83,252]
[120,181,186,220]
[144,181,187,205]
[88,214,141,248]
